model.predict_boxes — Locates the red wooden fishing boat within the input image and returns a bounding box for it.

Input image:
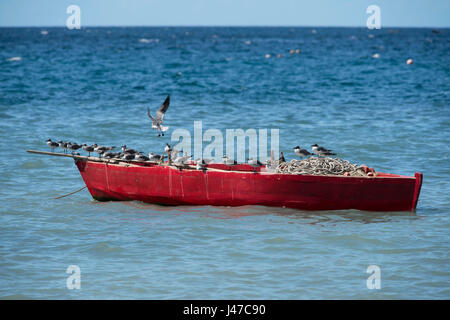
[72,157,422,212]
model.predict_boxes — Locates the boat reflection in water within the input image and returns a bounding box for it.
[117,201,418,225]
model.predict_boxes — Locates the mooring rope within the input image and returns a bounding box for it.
[53,186,87,199]
[266,157,370,176]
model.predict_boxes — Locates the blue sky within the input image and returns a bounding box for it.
[0,0,449,27]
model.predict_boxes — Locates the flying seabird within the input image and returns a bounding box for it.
[147,95,170,136]
[311,144,336,156]
[46,139,59,152]
[294,146,312,158]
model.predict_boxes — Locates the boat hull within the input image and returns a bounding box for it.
[75,160,422,212]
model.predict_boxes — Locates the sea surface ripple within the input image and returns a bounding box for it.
[0,27,449,299]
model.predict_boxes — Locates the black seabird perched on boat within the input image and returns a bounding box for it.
[195,158,212,165]
[57,141,67,153]
[164,143,172,155]
[103,151,119,159]
[311,144,336,156]
[135,153,150,161]
[94,144,115,153]
[148,153,164,162]
[196,159,207,171]
[173,154,191,166]
[92,144,104,157]
[68,142,82,154]
[222,155,237,165]
[82,144,95,156]
[279,151,286,163]
[248,158,263,167]
[147,95,170,136]
[121,145,138,154]
[294,146,312,158]
[46,139,59,152]
[164,143,176,159]
[122,153,135,161]
[62,141,70,154]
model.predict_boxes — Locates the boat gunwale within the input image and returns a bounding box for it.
[76,158,418,181]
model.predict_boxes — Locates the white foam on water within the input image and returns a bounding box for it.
[139,38,159,43]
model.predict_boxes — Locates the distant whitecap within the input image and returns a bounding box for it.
[372,53,380,59]
[7,57,21,62]
[139,38,159,44]
[41,30,48,35]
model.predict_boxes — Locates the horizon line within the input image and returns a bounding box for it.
[1,25,449,29]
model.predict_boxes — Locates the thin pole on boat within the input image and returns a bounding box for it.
[26,149,81,159]
[27,149,170,167]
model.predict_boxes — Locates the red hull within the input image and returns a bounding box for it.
[75,160,422,212]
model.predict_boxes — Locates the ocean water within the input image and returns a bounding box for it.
[0,27,449,299]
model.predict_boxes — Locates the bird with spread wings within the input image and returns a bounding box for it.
[147,95,170,136]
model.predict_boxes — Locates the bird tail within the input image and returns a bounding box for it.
[161,126,169,132]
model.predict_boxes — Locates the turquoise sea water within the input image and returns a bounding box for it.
[0,27,449,299]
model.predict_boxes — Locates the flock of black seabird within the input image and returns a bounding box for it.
[293,144,335,158]
[45,139,183,163]
[276,144,336,163]
[46,95,338,168]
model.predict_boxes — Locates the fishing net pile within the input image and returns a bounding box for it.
[266,157,373,176]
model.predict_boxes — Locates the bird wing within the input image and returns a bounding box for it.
[147,108,158,128]
[156,95,170,123]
